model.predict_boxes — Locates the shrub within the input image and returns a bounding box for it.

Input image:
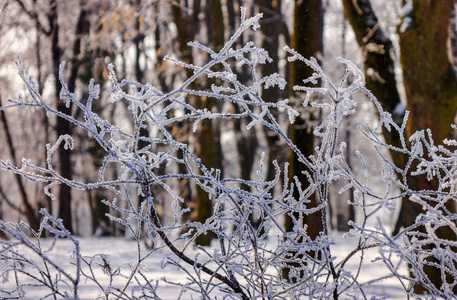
[1,9,456,299]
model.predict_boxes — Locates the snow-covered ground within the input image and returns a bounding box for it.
[1,232,410,299]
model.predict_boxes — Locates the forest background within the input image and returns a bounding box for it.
[0,0,403,241]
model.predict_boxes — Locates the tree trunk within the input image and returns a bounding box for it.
[250,0,285,236]
[14,0,83,233]
[171,0,225,246]
[0,198,5,239]
[398,0,457,293]
[343,0,457,293]
[283,0,324,282]
[287,0,324,239]
[83,12,116,234]
[400,0,457,145]
[342,0,404,152]
[52,1,90,234]
[0,98,40,231]
[341,0,409,236]
[33,3,53,221]
[256,0,285,182]
[45,0,74,234]
[170,1,198,231]
[133,0,158,239]
[194,0,225,246]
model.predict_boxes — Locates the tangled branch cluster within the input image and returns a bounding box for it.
[1,9,456,299]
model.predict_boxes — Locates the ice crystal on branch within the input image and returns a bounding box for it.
[1,7,457,300]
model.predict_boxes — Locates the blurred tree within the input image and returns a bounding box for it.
[0,97,40,231]
[171,0,226,246]
[193,0,225,246]
[14,0,94,233]
[80,3,114,235]
[253,0,284,234]
[225,2,261,233]
[170,0,200,241]
[0,1,44,232]
[283,0,324,281]
[256,0,284,181]
[343,0,457,293]
[287,0,324,239]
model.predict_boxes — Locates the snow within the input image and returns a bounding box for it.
[1,233,410,299]
[399,2,413,33]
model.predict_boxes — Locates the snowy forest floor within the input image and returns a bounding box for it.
[1,231,410,299]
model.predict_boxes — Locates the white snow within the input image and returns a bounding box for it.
[1,233,410,299]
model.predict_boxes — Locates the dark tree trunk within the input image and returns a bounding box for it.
[193,0,225,246]
[0,98,40,231]
[398,0,457,293]
[170,1,198,230]
[52,1,90,234]
[46,0,75,234]
[250,0,284,235]
[256,0,285,181]
[287,0,324,238]
[171,0,225,246]
[35,6,53,226]
[282,0,324,282]
[342,0,404,154]
[0,198,5,239]
[342,0,405,233]
[343,0,457,293]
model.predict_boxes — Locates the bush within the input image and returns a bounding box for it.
[1,9,456,299]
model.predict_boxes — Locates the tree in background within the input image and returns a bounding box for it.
[1,0,178,236]
[282,0,325,281]
[170,0,223,246]
[255,0,284,182]
[0,0,48,231]
[287,0,325,241]
[228,2,261,234]
[193,0,226,246]
[0,97,40,230]
[9,0,89,233]
[252,0,286,235]
[343,0,457,292]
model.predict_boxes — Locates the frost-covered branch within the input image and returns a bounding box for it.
[1,7,457,300]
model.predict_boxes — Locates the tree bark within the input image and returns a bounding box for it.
[171,0,225,246]
[34,0,52,226]
[400,0,457,142]
[282,0,324,282]
[251,0,285,236]
[45,0,75,234]
[256,0,285,182]
[342,0,404,151]
[15,0,93,234]
[52,1,90,234]
[343,0,457,293]
[194,0,225,246]
[341,0,409,236]
[171,1,198,232]
[0,98,40,231]
[398,0,457,293]
[287,0,324,239]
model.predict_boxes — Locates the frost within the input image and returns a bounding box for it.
[393,102,406,118]
[400,1,413,33]
[1,6,457,300]
[381,161,393,183]
[263,73,287,90]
